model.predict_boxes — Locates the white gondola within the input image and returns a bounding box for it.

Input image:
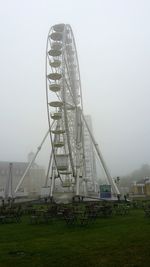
[51,129,65,134]
[49,60,61,68]
[55,154,69,170]
[50,32,63,41]
[49,84,61,92]
[47,73,62,80]
[50,112,62,120]
[49,101,63,108]
[62,179,72,187]
[51,42,62,50]
[53,24,65,32]
[59,171,72,175]
[48,49,62,57]
[53,142,64,148]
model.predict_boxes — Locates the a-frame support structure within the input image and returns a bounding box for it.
[13,113,120,199]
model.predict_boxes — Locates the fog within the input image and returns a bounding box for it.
[0,0,150,177]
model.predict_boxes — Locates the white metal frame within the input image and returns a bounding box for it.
[14,23,120,200]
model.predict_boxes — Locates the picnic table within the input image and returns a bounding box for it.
[144,208,150,217]
[29,209,52,224]
[114,204,130,216]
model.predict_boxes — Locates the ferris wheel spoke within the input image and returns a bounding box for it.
[63,77,76,107]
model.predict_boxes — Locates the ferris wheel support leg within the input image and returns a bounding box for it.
[50,175,55,198]
[76,169,80,196]
[83,180,87,197]
[81,111,120,196]
[94,183,97,193]
[44,151,53,187]
[14,129,50,195]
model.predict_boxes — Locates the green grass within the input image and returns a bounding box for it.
[0,209,150,267]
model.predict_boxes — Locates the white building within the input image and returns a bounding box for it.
[0,157,46,198]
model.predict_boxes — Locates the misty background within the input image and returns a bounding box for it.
[0,0,150,179]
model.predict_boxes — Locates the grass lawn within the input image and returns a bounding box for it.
[0,209,150,267]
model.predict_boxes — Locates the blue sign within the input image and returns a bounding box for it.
[100,184,111,198]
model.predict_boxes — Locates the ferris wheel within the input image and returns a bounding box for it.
[45,23,85,197]
[14,23,120,201]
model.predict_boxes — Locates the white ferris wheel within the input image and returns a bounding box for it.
[45,23,119,199]
[45,23,85,198]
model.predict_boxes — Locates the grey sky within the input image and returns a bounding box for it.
[0,0,150,177]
